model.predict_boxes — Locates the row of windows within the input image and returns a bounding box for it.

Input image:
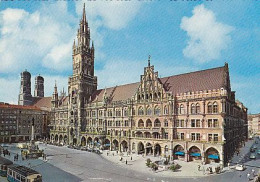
[81,101,220,118]
[107,120,129,127]
[137,119,168,128]
[137,106,166,116]
[177,102,219,115]
[174,119,219,128]
[87,109,129,117]
[176,133,219,142]
[137,92,162,100]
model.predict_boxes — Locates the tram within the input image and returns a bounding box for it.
[7,165,42,182]
[0,156,13,177]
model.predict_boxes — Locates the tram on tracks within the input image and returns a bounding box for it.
[0,156,13,177]
[7,164,42,182]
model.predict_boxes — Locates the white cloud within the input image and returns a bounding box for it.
[181,4,233,63]
[0,77,20,104]
[75,1,142,30]
[0,2,76,73]
[74,1,143,60]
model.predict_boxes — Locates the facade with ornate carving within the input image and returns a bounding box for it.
[16,4,247,166]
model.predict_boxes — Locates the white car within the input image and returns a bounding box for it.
[235,164,246,171]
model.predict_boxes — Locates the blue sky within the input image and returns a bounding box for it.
[0,0,259,114]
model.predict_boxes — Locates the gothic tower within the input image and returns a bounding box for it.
[18,70,32,105]
[68,3,97,144]
[34,75,44,97]
[51,82,58,108]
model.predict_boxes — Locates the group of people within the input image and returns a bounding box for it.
[1,149,11,157]
[42,153,47,161]
[14,153,19,161]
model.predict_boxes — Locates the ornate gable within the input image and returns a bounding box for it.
[135,56,166,101]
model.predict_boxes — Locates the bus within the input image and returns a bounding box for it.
[0,156,13,177]
[7,165,42,182]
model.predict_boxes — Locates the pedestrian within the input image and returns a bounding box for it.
[113,153,114,156]
[125,159,127,165]
[131,156,132,160]
[14,156,16,161]
[198,165,201,171]
[247,173,250,181]
[252,169,255,176]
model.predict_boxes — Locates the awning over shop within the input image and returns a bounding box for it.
[190,153,201,157]
[175,151,185,156]
[208,154,219,159]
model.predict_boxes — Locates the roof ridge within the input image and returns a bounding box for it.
[160,65,225,80]
[96,65,225,91]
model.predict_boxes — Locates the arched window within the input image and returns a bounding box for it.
[208,102,213,113]
[138,120,144,127]
[180,104,185,114]
[132,108,136,116]
[164,106,168,115]
[213,102,218,113]
[154,106,161,116]
[146,107,152,115]
[138,107,144,116]
[191,104,196,114]
[124,109,128,116]
[154,93,158,100]
[164,120,168,127]
[137,95,141,100]
[196,103,200,114]
[154,119,161,127]
[146,119,152,127]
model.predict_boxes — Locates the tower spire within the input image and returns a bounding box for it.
[82,3,86,22]
[148,55,151,67]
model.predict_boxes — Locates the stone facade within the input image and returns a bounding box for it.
[48,4,248,166]
[0,103,49,143]
[248,114,260,136]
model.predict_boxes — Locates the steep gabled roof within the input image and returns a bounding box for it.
[32,97,52,110]
[91,82,139,102]
[91,65,226,102]
[160,66,226,95]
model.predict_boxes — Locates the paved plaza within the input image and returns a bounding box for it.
[1,137,259,182]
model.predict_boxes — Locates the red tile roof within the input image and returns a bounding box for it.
[0,103,41,110]
[32,97,52,110]
[160,66,226,95]
[91,65,226,102]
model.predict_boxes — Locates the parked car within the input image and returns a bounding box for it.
[250,148,255,152]
[255,141,258,144]
[249,153,256,159]
[253,145,258,149]
[235,164,246,171]
[257,150,260,155]
[80,146,88,151]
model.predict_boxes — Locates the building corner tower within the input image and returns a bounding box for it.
[34,75,44,97]
[18,70,32,106]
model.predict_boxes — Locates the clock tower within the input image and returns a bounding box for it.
[68,3,97,145]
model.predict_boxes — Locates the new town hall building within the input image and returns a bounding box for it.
[18,4,248,166]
